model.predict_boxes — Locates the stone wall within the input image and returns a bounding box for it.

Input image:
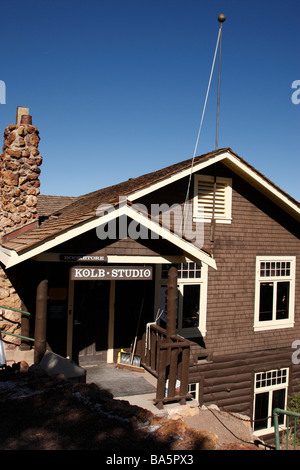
[0,109,42,358]
[0,266,24,345]
[0,121,42,234]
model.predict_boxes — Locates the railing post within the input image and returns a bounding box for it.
[20,310,30,350]
[156,347,167,409]
[273,409,280,450]
[168,347,179,398]
[180,347,190,405]
[141,323,191,409]
[273,408,300,450]
[150,329,157,369]
[166,266,177,338]
[34,280,48,364]
[140,331,146,364]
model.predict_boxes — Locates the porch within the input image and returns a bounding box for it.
[4,258,209,411]
[38,265,195,409]
[83,360,198,415]
[78,317,194,411]
[70,264,194,409]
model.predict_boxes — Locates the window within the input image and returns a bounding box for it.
[188,383,200,402]
[193,175,232,223]
[253,368,289,435]
[161,262,202,280]
[254,257,296,331]
[156,261,208,336]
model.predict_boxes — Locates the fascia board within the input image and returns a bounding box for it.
[223,155,300,220]
[127,152,229,202]
[1,201,217,270]
[128,149,299,220]
[0,246,15,267]
[2,204,128,268]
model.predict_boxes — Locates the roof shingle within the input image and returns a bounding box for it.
[2,148,299,253]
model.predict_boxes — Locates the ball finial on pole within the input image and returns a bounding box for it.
[218,14,226,23]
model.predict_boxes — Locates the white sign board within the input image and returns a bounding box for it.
[71,266,153,281]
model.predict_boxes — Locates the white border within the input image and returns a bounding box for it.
[154,261,208,338]
[254,256,296,331]
[193,174,232,223]
[0,203,217,270]
[253,367,289,436]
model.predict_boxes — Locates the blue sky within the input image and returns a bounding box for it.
[0,0,299,201]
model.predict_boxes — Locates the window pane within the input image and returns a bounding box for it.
[163,262,202,280]
[161,266,169,280]
[259,260,292,278]
[276,262,281,277]
[271,389,286,426]
[159,286,168,327]
[188,383,197,399]
[276,282,289,320]
[286,262,290,276]
[259,283,273,321]
[271,262,276,276]
[182,284,200,328]
[254,392,269,431]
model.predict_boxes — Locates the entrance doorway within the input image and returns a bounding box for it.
[72,280,110,364]
[113,279,155,363]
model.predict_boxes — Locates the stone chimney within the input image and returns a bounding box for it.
[0,107,42,237]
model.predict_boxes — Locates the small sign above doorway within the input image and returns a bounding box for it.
[60,254,108,262]
[70,266,153,280]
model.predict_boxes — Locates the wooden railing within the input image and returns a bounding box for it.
[140,324,191,409]
[274,408,300,450]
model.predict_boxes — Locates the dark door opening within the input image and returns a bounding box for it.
[113,278,155,363]
[72,280,110,364]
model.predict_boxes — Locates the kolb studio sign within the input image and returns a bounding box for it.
[71,266,153,280]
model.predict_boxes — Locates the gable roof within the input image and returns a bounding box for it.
[37,195,79,217]
[0,148,225,254]
[0,147,299,268]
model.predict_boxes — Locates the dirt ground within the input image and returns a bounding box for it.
[0,363,265,452]
[183,407,257,447]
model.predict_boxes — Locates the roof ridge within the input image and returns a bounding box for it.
[77,147,229,200]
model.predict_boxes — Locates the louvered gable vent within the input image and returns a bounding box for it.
[194,175,232,222]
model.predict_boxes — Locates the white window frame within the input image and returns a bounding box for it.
[193,174,232,224]
[154,261,208,337]
[254,256,296,331]
[188,382,200,402]
[253,368,289,436]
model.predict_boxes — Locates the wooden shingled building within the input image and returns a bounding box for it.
[0,107,299,441]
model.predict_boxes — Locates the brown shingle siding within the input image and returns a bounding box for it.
[203,166,299,357]
[37,195,79,217]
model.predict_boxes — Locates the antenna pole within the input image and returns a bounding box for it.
[215,14,226,150]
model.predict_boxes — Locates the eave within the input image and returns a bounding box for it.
[0,201,217,270]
